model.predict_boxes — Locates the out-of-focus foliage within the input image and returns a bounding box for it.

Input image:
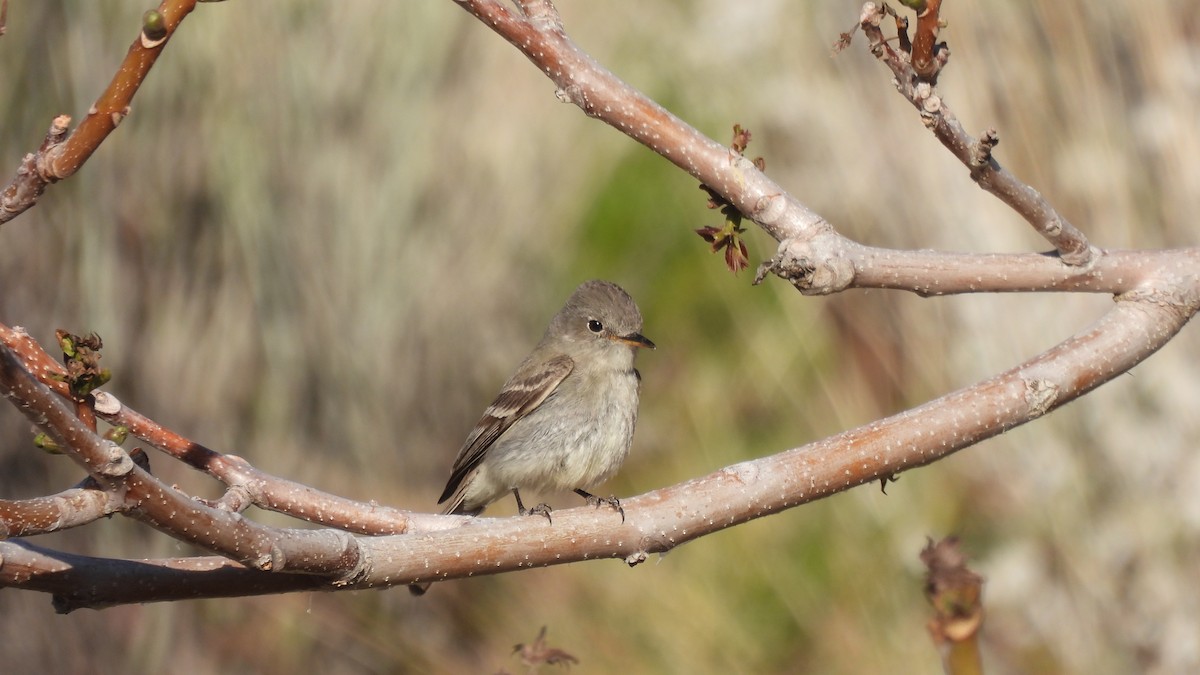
[2,1,1199,673]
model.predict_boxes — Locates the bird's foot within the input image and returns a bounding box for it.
[524,502,554,524]
[512,488,553,523]
[574,489,625,523]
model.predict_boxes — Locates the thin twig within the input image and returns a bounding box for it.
[858,3,1095,265]
[0,342,368,577]
[0,0,200,226]
[0,323,451,535]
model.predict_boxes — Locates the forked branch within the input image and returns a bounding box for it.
[0,1,1196,610]
[1,289,1194,610]
[855,2,1095,265]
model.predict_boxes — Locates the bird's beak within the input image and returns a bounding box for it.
[614,332,656,350]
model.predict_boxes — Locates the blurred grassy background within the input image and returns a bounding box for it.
[1,0,1199,672]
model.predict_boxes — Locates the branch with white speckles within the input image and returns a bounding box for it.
[855,2,1095,265]
[2,0,1199,612]
[453,0,1122,297]
[0,324,451,537]
[455,0,828,246]
[2,286,1195,610]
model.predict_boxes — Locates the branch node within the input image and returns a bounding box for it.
[624,550,648,567]
[913,81,942,119]
[758,238,856,295]
[515,0,563,32]
[91,389,122,415]
[969,127,999,171]
[1023,379,1060,417]
[554,84,588,111]
[754,241,817,288]
[45,115,71,145]
[202,485,254,513]
[751,192,787,225]
[95,440,135,478]
[255,544,285,572]
[110,106,131,128]
[860,2,885,28]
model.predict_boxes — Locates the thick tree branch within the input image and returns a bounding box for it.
[4,283,1194,609]
[1,1,1196,613]
[453,0,826,245]
[455,0,1105,292]
[757,242,1200,297]
[0,540,329,612]
[0,488,114,538]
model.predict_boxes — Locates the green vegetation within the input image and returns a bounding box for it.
[1,1,1196,673]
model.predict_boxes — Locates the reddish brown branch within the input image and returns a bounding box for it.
[0,342,368,578]
[0,451,152,537]
[857,3,1094,266]
[909,0,943,80]
[111,407,440,534]
[0,324,449,535]
[0,0,199,226]
[922,537,985,674]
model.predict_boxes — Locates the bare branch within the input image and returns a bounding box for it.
[0,450,152,537]
[294,295,1200,594]
[453,0,826,244]
[1,1,1195,616]
[922,537,985,674]
[0,324,454,536]
[857,3,1095,265]
[0,540,328,613]
[0,117,69,223]
[0,488,115,538]
[0,341,369,577]
[454,0,1104,296]
[757,242,1200,297]
[5,285,1193,609]
[0,0,200,226]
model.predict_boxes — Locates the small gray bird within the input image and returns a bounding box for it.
[411,280,653,594]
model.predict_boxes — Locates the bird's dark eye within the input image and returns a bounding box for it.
[587,319,604,333]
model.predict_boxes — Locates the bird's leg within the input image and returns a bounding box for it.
[512,488,553,523]
[574,489,625,523]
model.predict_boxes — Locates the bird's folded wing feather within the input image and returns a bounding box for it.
[437,353,574,504]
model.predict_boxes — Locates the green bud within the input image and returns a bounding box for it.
[34,433,63,454]
[104,426,129,445]
[142,10,168,42]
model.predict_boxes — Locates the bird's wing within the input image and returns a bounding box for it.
[437,353,575,505]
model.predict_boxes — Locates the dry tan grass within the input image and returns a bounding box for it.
[1,1,1198,672]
